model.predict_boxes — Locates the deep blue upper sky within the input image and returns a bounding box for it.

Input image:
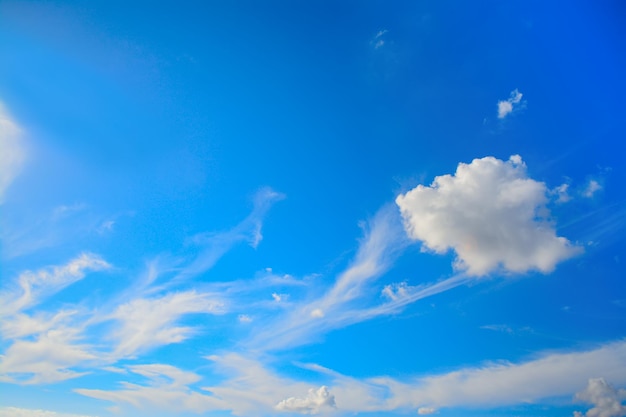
[1,2,625,417]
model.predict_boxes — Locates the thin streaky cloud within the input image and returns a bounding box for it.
[78,340,626,415]
[0,102,26,204]
[0,253,110,316]
[0,325,96,385]
[107,290,225,359]
[0,407,98,417]
[246,205,408,351]
[171,187,284,284]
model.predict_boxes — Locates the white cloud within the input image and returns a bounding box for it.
[0,253,110,315]
[574,378,626,417]
[553,183,572,203]
[202,354,329,416]
[176,187,284,281]
[480,324,514,334]
[396,155,582,276]
[310,309,324,318]
[208,341,626,415]
[0,102,26,204]
[276,386,336,414]
[0,407,98,417]
[381,282,409,301]
[238,314,253,323]
[128,364,201,387]
[0,326,96,384]
[108,290,224,358]
[372,29,388,49]
[75,364,221,414]
[583,180,602,198]
[497,89,524,119]
[80,341,626,416]
[248,205,407,350]
[374,340,626,411]
[1,309,77,339]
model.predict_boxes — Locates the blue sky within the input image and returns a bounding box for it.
[1,1,626,416]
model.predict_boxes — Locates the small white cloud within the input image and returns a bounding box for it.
[573,378,626,417]
[480,324,514,334]
[238,314,252,323]
[497,89,524,119]
[97,220,115,233]
[0,102,26,204]
[583,180,602,198]
[276,386,336,414]
[396,155,582,276]
[553,183,572,203]
[418,407,437,415]
[382,282,409,301]
[371,29,388,49]
[310,309,324,318]
[272,292,282,302]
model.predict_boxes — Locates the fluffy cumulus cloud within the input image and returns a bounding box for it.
[275,386,336,414]
[396,155,582,276]
[497,89,524,119]
[0,102,26,204]
[574,378,626,417]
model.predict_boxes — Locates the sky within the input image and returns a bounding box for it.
[1,1,626,416]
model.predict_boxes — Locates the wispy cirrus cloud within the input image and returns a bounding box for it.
[0,407,98,417]
[77,340,626,416]
[247,205,409,350]
[0,325,96,384]
[371,29,388,49]
[0,253,110,316]
[75,364,221,414]
[107,290,225,359]
[173,187,284,283]
[0,254,110,384]
[0,102,26,204]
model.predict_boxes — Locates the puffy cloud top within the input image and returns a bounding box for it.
[574,378,626,417]
[396,155,581,276]
[276,386,336,414]
[497,89,523,119]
